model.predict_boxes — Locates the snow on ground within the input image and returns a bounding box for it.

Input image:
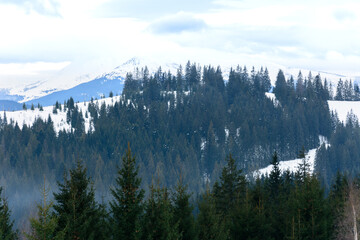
[328,100,360,123]
[4,96,122,134]
[265,92,280,107]
[253,136,329,177]
[2,55,355,103]
[253,148,317,178]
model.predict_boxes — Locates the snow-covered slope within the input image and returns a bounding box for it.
[328,100,360,123]
[5,96,122,134]
[253,148,317,178]
[20,57,179,106]
[0,56,356,106]
[253,136,329,177]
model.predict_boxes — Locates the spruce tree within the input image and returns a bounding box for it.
[267,151,282,198]
[197,191,229,240]
[0,187,17,240]
[172,179,196,240]
[265,151,286,239]
[274,70,288,101]
[25,178,65,240]
[213,154,246,216]
[110,144,144,240]
[142,185,180,240]
[53,161,103,240]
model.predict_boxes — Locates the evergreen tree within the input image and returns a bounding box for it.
[172,179,196,240]
[142,185,180,240]
[0,187,17,240]
[265,151,286,239]
[110,144,145,240]
[335,79,345,100]
[25,179,65,240]
[274,70,288,101]
[267,151,282,198]
[53,161,103,240]
[196,191,229,240]
[213,154,246,216]
[296,71,305,97]
[262,67,271,92]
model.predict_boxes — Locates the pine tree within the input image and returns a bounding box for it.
[335,79,345,100]
[0,187,17,240]
[296,149,310,183]
[110,144,144,240]
[274,70,288,101]
[213,154,246,215]
[267,151,282,198]
[142,185,180,240]
[265,151,286,239]
[296,71,305,97]
[197,191,229,240]
[172,178,196,240]
[25,178,65,240]
[53,161,103,240]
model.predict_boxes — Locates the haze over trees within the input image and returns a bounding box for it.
[0,62,359,237]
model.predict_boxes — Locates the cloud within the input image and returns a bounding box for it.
[333,9,356,22]
[1,0,60,16]
[94,0,215,19]
[0,61,71,75]
[149,12,207,34]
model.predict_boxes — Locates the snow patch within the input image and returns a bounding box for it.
[265,92,280,107]
[253,148,317,178]
[328,100,360,124]
[4,96,122,134]
[253,136,328,177]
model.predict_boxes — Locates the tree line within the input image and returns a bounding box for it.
[0,62,338,226]
[1,146,360,239]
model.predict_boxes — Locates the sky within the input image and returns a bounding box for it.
[0,0,360,90]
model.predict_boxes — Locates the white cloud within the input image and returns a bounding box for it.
[149,12,207,34]
[1,0,360,92]
[0,61,71,75]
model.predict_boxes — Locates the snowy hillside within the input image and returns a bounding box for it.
[253,136,329,177]
[253,148,317,177]
[328,100,360,123]
[0,56,356,107]
[5,96,122,134]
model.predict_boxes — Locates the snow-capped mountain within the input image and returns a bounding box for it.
[23,57,180,107]
[0,56,358,109]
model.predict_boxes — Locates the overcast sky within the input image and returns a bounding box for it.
[1,0,360,86]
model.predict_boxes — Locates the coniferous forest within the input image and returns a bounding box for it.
[1,62,360,238]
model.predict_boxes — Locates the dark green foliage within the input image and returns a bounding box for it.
[266,151,282,198]
[172,180,196,240]
[213,154,246,216]
[53,161,104,240]
[0,187,17,240]
[142,185,180,240]
[328,172,349,238]
[110,145,144,240]
[196,191,229,240]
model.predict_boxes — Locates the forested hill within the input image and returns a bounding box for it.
[0,61,348,227]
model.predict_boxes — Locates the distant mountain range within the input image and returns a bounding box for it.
[0,100,23,111]
[0,57,357,110]
[25,75,124,106]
